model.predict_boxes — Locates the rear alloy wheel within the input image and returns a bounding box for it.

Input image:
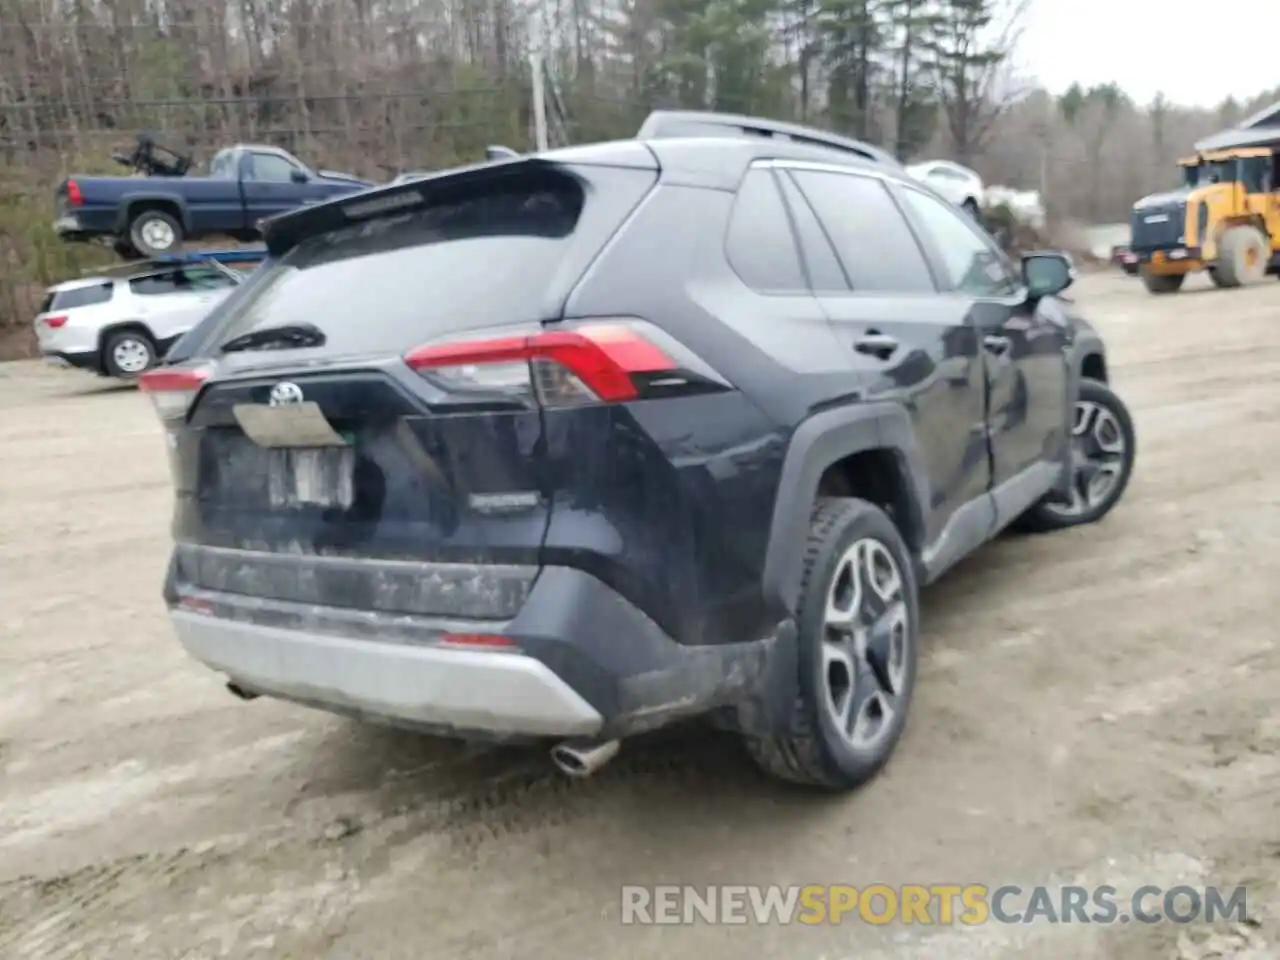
[1018,378,1136,532]
[103,330,158,379]
[128,209,184,258]
[746,498,919,791]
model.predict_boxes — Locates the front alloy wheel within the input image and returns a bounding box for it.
[1042,400,1126,519]
[1019,377,1136,532]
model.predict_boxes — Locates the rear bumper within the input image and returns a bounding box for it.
[1132,245,1201,266]
[166,556,791,742]
[172,610,605,737]
[40,349,100,373]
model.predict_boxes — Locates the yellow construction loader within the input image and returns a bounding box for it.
[1129,144,1280,294]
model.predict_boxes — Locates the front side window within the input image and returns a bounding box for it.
[249,153,300,182]
[788,169,935,293]
[129,271,180,297]
[897,187,1018,297]
[179,266,238,290]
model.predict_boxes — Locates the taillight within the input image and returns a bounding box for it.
[65,179,83,206]
[439,632,519,650]
[403,323,678,406]
[138,365,211,422]
[42,314,68,328]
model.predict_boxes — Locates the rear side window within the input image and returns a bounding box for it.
[788,170,935,294]
[201,167,654,359]
[725,169,807,293]
[49,282,113,310]
[210,150,235,179]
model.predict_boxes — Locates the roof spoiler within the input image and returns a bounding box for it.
[263,155,557,256]
[636,110,901,167]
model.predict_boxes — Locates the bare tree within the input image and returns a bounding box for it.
[927,0,1027,163]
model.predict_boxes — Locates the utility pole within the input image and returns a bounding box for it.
[530,53,549,151]
[527,2,550,151]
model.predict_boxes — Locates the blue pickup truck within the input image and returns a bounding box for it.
[54,144,374,258]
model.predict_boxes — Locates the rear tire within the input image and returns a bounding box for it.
[745,498,919,791]
[1140,269,1184,294]
[1016,378,1136,533]
[1213,226,1268,288]
[102,329,158,380]
[128,208,184,258]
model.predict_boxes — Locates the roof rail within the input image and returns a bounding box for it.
[636,110,901,167]
[84,247,268,279]
[151,247,267,266]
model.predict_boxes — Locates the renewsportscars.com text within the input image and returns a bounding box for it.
[620,884,1248,926]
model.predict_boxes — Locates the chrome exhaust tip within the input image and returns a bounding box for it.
[550,739,620,779]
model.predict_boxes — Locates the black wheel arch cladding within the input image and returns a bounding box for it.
[762,401,930,615]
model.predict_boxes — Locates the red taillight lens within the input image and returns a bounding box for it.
[439,632,519,650]
[403,324,677,406]
[42,314,68,329]
[138,366,211,421]
[65,179,83,206]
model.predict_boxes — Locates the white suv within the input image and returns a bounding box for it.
[35,261,242,380]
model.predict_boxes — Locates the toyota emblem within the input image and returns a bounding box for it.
[268,381,304,406]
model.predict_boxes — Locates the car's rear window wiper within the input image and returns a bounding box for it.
[220,322,326,353]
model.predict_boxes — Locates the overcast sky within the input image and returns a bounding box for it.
[1017,0,1278,109]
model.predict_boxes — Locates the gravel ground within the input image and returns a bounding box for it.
[1,270,1277,959]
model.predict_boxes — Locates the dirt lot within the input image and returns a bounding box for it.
[1,271,1278,960]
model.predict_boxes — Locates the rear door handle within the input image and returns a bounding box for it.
[984,334,1011,356]
[854,331,899,360]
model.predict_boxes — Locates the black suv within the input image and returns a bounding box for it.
[142,112,1136,791]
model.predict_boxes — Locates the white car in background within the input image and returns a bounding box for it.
[34,259,243,380]
[905,160,984,220]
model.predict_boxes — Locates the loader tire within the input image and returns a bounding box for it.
[1214,226,1268,288]
[1140,269,1184,295]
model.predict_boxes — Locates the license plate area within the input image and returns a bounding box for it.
[231,401,356,509]
[266,446,356,508]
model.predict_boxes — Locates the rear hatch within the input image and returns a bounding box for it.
[150,155,661,621]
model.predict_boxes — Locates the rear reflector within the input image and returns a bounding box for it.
[404,324,677,405]
[138,365,211,421]
[439,632,519,650]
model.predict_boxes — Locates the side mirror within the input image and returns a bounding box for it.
[1022,251,1074,298]
[290,169,309,184]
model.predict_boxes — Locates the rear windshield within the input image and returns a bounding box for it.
[203,168,643,359]
[45,282,113,311]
